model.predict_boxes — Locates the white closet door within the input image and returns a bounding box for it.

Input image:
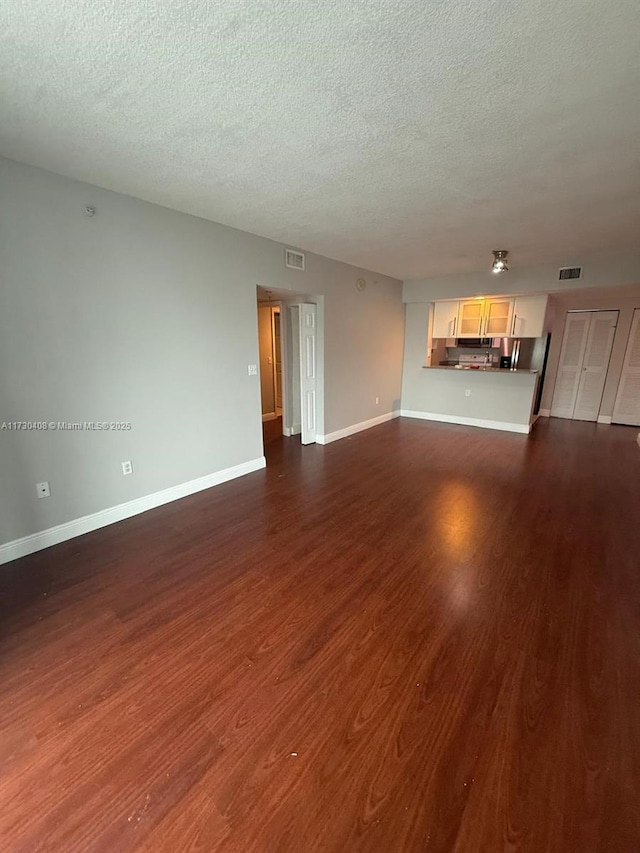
[551,313,591,418]
[572,311,617,421]
[612,309,640,426]
[299,303,317,444]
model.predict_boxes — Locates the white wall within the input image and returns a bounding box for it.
[403,251,640,303]
[0,158,404,550]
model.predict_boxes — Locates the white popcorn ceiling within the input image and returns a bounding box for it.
[1,0,639,280]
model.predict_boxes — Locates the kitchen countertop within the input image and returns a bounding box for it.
[424,365,538,374]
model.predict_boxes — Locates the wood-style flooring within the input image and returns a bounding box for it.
[1,417,639,852]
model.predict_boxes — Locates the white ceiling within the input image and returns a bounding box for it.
[2,0,639,281]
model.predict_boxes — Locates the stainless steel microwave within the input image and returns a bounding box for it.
[455,338,494,347]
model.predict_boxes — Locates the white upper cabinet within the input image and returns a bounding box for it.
[456,297,513,338]
[457,300,485,337]
[432,301,460,338]
[483,297,514,337]
[431,293,549,340]
[511,295,548,338]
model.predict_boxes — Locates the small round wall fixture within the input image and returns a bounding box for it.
[356,278,366,291]
[492,250,509,273]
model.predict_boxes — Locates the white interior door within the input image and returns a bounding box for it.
[612,309,640,426]
[273,309,282,411]
[299,303,317,444]
[551,312,591,418]
[572,311,617,421]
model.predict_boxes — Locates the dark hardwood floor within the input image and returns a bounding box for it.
[1,417,639,852]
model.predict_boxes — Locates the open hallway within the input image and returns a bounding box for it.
[1,418,639,852]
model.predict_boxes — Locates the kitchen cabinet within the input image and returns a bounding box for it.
[483,297,514,336]
[457,300,484,336]
[457,297,514,338]
[432,301,460,338]
[432,293,549,340]
[511,295,548,338]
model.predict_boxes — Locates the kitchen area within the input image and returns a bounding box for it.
[401,293,552,433]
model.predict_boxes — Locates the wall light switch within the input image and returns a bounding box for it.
[36,481,50,498]
[121,460,133,476]
[465,389,472,397]
[248,364,258,376]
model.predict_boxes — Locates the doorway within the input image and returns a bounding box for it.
[258,303,282,425]
[256,287,323,455]
[551,310,618,421]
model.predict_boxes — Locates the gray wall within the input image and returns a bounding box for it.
[0,158,404,546]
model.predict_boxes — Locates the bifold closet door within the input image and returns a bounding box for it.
[612,309,640,426]
[551,313,591,419]
[572,311,617,421]
[551,311,617,421]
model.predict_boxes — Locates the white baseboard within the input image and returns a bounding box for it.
[0,456,266,566]
[316,411,400,445]
[283,424,301,437]
[539,408,550,417]
[597,415,612,424]
[400,410,531,434]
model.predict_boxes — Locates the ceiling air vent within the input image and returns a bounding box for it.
[558,266,582,281]
[285,249,305,271]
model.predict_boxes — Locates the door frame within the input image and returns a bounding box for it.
[256,289,324,449]
[270,305,282,416]
[257,302,280,423]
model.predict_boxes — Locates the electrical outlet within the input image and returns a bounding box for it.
[375,396,380,405]
[465,389,472,397]
[36,481,50,498]
[248,364,258,376]
[121,460,133,476]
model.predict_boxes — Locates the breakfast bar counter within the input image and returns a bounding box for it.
[400,363,541,434]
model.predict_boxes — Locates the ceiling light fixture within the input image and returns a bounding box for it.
[492,250,509,274]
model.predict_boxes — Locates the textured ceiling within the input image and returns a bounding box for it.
[2,0,640,280]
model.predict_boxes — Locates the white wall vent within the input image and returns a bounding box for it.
[558,266,582,281]
[285,249,305,271]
